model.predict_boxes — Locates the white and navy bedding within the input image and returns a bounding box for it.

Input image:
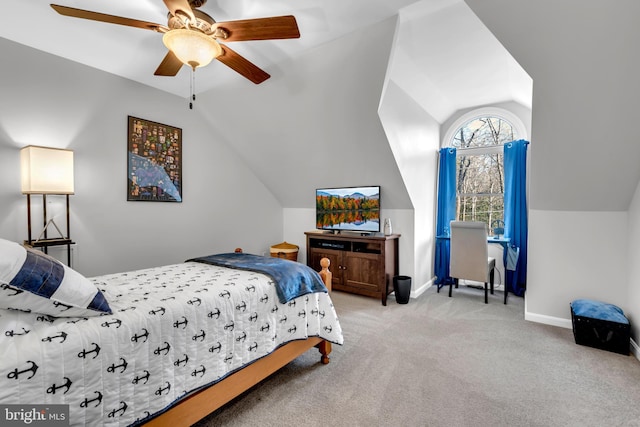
[0,240,343,427]
[188,252,329,304]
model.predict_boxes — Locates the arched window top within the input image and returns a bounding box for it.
[452,116,515,149]
[442,107,528,151]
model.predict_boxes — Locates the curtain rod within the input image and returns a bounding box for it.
[439,139,529,154]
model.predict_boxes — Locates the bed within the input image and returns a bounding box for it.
[0,239,342,426]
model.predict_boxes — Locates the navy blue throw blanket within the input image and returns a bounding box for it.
[570,299,629,324]
[187,253,327,304]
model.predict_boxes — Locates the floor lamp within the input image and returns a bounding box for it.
[20,145,75,265]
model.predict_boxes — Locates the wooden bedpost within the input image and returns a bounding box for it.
[316,257,332,364]
[318,257,332,291]
[233,250,332,364]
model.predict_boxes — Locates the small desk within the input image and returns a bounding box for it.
[486,236,511,252]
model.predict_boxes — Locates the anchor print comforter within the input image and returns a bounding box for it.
[0,261,343,426]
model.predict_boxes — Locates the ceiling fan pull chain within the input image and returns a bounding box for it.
[189,67,196,109]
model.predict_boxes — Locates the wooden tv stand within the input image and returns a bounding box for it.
[305,231,400,305]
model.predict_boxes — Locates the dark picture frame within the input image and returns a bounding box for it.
[127,116,182,202]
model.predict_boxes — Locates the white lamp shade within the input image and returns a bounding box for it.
[21,145,74,194]
[162,29,222,69]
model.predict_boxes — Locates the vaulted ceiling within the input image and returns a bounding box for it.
[1,0,536,211]
[1,0,418,96]
[12,1,636,213]
[1,0,527,117]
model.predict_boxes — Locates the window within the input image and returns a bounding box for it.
[444,109,526,232]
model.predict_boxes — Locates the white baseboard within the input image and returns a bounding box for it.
[524,311,573,329]
[411,277,434,299]
[523,294,572,329]
[388,277,431,301]
[631,338,640,361]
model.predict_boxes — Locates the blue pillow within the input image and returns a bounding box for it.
[0,238,111,317]
[571,299,628,324]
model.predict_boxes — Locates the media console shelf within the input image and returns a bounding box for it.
[305,231,400,306]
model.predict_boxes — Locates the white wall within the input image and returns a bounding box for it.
[378,81,439,293]
[0,37,283,276]
[194,17,413,213]
[526,210,628,327]
[626,182,640,347]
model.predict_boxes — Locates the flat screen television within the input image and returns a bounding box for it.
[316,186,380,233]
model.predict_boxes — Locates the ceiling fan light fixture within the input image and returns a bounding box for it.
[162,29,221,69]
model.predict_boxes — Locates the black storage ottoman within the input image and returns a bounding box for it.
[570,299,630,355]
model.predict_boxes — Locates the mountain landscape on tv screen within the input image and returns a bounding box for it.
[316,187,380,231]
[316,189,379,199]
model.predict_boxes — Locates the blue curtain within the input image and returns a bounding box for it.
[434,147,457,287]
[504,139,529,297]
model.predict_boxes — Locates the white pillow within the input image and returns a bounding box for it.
[0,238,111,317]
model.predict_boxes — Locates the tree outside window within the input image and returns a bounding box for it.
[451,116,515,232]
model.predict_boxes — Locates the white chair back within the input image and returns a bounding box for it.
[449,221,490,283]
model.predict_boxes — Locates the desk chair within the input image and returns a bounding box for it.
[449,221,496,304]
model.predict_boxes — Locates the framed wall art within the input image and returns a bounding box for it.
[127,116,182,202]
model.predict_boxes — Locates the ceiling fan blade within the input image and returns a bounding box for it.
[162,0,196,24]
[213,16,300,42]
[217,45,270,84]
[154,51,183,76]
[50,4,164,31]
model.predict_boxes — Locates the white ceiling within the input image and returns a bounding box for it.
[388,0,532,123]
[1,0,531,122]
[3,1,639,214]
[0,0,418,97]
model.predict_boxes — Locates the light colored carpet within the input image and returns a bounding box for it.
[194,286,640,427]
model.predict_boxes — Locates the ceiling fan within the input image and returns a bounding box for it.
[50,0,301,84]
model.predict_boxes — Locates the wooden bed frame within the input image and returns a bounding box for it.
[145,256,334,426]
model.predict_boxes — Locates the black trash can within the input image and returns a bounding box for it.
[393,275,411,304]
